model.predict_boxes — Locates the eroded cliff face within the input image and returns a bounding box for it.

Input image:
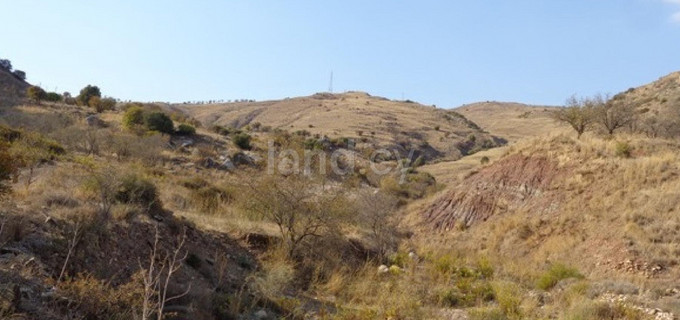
[422,154,563,230]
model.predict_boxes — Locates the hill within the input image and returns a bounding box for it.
[456,102,570,142]
[612,71,680,137]
[176,92,505,162]
[0,68,28,105]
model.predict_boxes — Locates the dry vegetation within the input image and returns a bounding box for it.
[1,68,680,319]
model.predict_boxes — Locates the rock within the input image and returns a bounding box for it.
[377,265,389,274]
[254,309,268,319]
[85,115,105,127]
[220,157,236,170]
[408,251,418,260]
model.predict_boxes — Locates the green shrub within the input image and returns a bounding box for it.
[536,264,584,290]
[176,123,196,136]
[233,133,252,150]
[144,112,174,134]
[122,106,145,130]
[480,156,490,165]
[115,174,159,207]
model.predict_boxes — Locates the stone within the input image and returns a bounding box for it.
[254,309,268,319]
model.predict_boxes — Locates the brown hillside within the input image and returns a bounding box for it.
[176,92,504,161]
[456,102,569,142]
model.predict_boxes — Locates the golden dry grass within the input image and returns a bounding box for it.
[456,101,571,142]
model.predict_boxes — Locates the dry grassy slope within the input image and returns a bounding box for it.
[614,71,680,115]
[416,135,680,300]
[456,102,570,142]
[176,92,500,161]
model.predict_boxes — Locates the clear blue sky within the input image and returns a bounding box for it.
[2,1,679,107]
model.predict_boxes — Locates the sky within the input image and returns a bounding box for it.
[1,0,679,108]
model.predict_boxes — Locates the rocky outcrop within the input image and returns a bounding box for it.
[423,154,562,230]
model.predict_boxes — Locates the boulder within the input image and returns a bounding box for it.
[85,115,105,128]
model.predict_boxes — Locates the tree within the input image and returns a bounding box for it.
[0,59,11,71]
[243,176,350,257]
[12,70,26,81]
[26,86,47,104]
[77,85,101,107]
[551,95,596,139]
[594,95,636,135]
[144,112,174,134]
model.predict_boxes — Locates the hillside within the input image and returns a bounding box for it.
[456,102,569,142]
[0,68,28,105]
[176,92,505,162]
[612,71,680,137]
[414,134,680,318]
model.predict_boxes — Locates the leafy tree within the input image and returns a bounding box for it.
[551,95,596,139]
[0,59,11,71]
[77,85,101,107]
[27,86,47,104]
[12,70,26,81]
[144,112,174,134]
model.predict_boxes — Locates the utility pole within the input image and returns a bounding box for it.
[328,71,333,93]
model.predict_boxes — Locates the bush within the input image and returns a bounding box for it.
[144,112,174,134]
[27,86,47,103]
[176,123,196,136]
[122,106,145,130]
[233,133,252,150]
[45,92,62,102]
[536,264,584,290]
[480,156,490,165]
[115,174,159,208]
[0,142,16,196]
[94,97,117,113]
[614,141,632,158]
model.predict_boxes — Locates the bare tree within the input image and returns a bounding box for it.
[551,95,596,139]
[593,94,636,135]
[243,177,350,258]
[356,190,399,257]
[139,226,191,320]
[58,220,82,282]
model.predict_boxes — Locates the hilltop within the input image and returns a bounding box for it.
[176,92,505,162]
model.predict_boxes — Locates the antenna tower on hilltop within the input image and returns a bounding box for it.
[328,71,333,93]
